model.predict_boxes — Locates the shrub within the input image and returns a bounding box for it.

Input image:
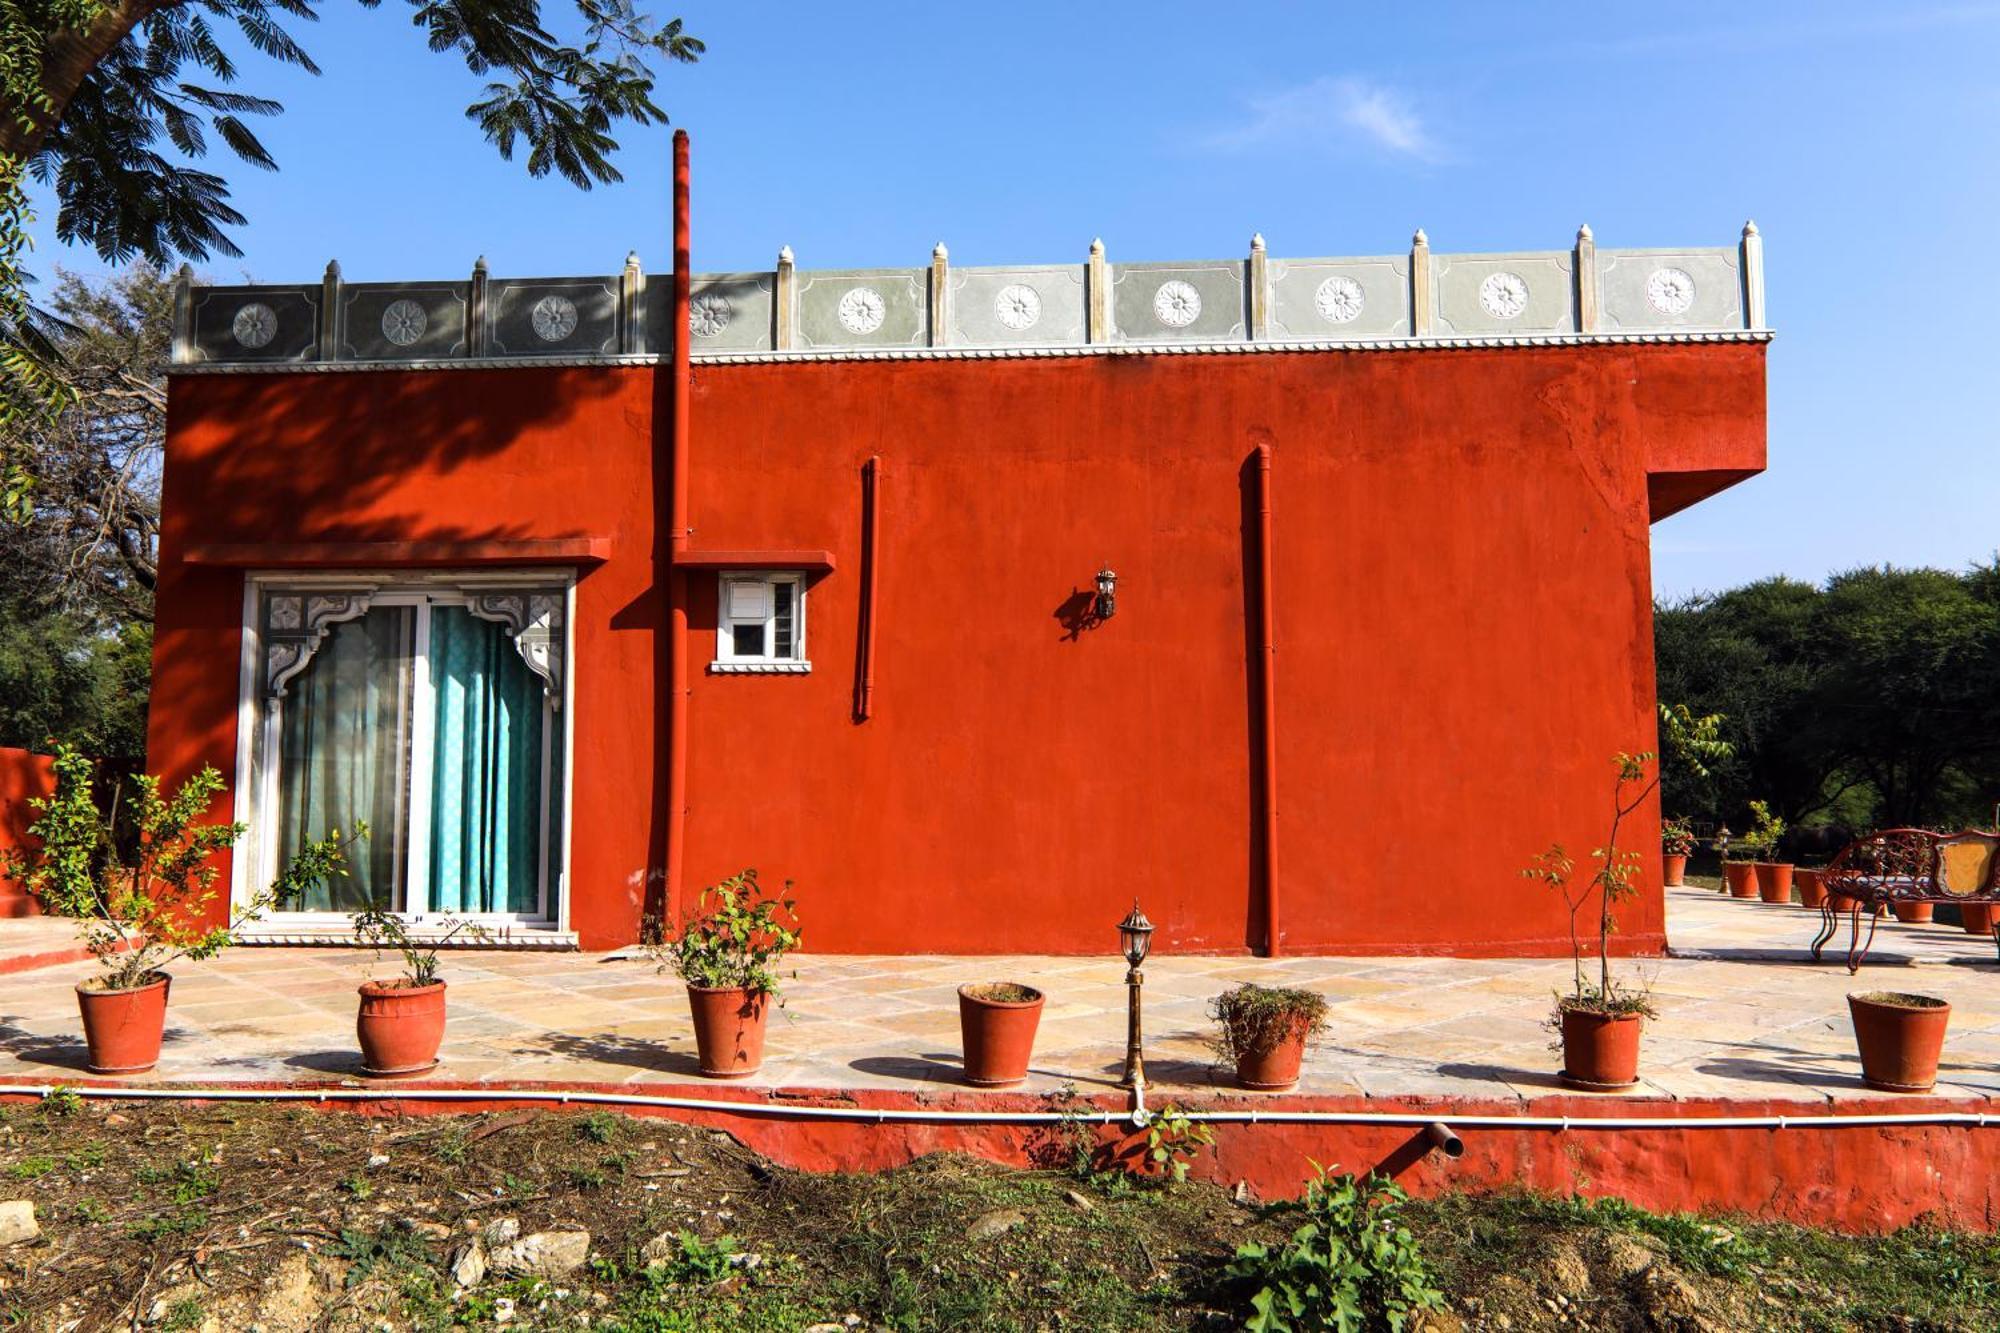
[1227,1167,1445,1332]
[1208,984,1329,1065]
[653,868,801,997]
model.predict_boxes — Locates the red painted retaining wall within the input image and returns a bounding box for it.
[152,342,1765,953]
[2,1080,1980,1235]
[0,747,55,917]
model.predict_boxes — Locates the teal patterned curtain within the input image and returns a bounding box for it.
[276,608,414,911]
[427,607,545,914]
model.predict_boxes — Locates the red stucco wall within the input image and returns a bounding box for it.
[150,342,1764,953]
[0,747,56,917]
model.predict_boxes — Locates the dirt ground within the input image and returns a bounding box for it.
[2,1096,1998,1331]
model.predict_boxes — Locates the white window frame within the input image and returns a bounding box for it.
[711,571,810,674]
[230,570,576,940]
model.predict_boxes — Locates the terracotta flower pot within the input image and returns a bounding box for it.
[1723,863,1760,898]
[1795,868,1828,910]
[1828,890,1859,915]
[1958,903,1995,937]
[957,982,1045,1087]
[75,973,171,1075]
[1231,1014,1315,1092]
[686,984,770,1078]
[1848,991,1950,1093]
[1756,861,1795,904]
[1558,1007,1643,1091]
[1891,901,1934,925]
[356,980,447,1077]
[1661,853,1689,888]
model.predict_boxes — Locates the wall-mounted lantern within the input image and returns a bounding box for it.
[1094,567,1118,621]
[1118,900,1153,1089]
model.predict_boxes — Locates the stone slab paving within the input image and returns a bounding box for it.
[0,888,1996,1103]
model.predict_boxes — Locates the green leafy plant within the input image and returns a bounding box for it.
[2,742,365,990]
[652,868,801,997]
[350,908,487,987]
[1207,984,1330,1065]
[1661,815,1698,857]
[1521,704,1730,1020]
[1739,799,1786,860]
[1141,1102,1214,1185]
[1227,1166,1445,1333]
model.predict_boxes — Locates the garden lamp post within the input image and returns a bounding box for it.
[1714,825,1732,889]
[1118,901,1154,1089]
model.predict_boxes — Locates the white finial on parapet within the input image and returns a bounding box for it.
[778,244,794,265]
[929,241,951,347]
[324,258,341,279]
[1740,220,1766,330]
[933,240,948,261]
[620,251,644,353]
[171,264,195,365]
[1410,229,1433,335]
[1087,237,1108,342]
[1090,236,1105,257]
[1250,232,1266,253]
[625,250,641,270]
[1248,233,1270,339]
[775,245,797,350]
[1574,224,1599,332]
[474,255,488,274]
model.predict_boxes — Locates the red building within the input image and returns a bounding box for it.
[149,187,1768,955]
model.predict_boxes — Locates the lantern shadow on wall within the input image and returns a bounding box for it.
[1052,567,1118,641]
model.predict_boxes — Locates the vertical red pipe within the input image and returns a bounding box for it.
[1256,442,1279,956]
[665,129,692,927]
[856,455,881,720]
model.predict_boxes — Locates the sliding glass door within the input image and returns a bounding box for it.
[249,580,566,927]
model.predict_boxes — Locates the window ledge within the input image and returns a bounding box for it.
[708,661,812,675]
[236,927,577,950]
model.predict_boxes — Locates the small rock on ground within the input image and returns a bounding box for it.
[0,1201,37,1247]
[490,1229,591,1278]
[967,1209,1025,1241]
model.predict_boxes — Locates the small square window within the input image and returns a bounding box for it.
[713,573,809,674]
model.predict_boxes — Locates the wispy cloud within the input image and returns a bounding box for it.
[1199,76,1440,161]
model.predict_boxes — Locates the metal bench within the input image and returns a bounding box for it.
[1812,828,2000,970]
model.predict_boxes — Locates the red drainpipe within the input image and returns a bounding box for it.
[1256,442,1279,956]
[665,129,692,927]
[856,455,881,720]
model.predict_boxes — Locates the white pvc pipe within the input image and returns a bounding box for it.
[7,1082,1994,1134]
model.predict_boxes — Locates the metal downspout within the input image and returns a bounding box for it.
[665,129,692,927]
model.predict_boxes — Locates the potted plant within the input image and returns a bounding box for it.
[1795,865,1829,910]
[1957,903,1994,937]
[1847,992,1950,1092]
[1522,705,1728,1091]
[1660,817,1696,888]
[1208,983,1329,1091]
[1719,825,1759,899]
[957,982,1046,1086]
[2,744,358,1075]
[351,908,485,1077]
[654,869,800,1078]
[1746,801,1794,904]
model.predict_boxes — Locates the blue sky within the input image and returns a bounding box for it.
[24,1,2000,599]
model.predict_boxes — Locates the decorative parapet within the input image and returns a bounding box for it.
[172,224,1768,371]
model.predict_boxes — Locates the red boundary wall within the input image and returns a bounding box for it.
[0,747,55,918]
[1,1079,1987,1235]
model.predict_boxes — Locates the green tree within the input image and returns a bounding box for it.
[2,0,703,512]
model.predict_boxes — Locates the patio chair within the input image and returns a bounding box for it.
[1812,828,2000,971]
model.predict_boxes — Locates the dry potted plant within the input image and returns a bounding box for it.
[1745,801,1794,904]
[1521,705,1729,1090]
[2,743,360,1074]
[1847,991,1950,1092]
[653,869,801,1078]
[350,907,487,1077]
[957,982,1046,1086]
[1660,816,1697,888]
[1208,983,1329,1091]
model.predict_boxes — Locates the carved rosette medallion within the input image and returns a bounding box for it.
[531,294,578,342]
[689,292,732,338]
[380,299,428,347]
[994,284,1042,331]
[1152,280,1202,328]
[1313,275,1366,325]
[1477,271,1530,320]
[232,303,278,349]
[1645,267,1696,316]
[836,287,886,335]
